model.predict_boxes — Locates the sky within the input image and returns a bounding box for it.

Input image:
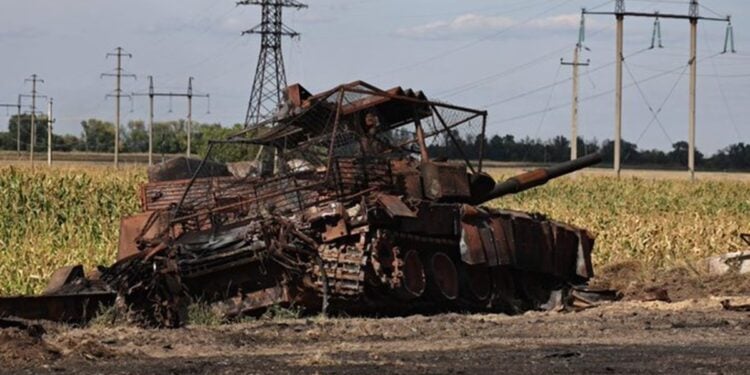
[1,0,749,154]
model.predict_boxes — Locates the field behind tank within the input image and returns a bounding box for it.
[0,164,749,295]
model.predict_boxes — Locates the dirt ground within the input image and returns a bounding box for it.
[1,290,749,374]
[2,267,749,374]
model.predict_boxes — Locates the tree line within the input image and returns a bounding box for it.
[431,133,750,171]
[1,115,749,170]
[0,115,247,159]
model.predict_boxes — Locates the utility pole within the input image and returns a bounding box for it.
[24,74,45,167]
[186,77,209,157]
[133,77,209,161]
[238,0,307,127]
[688,0,698,181]
[133,76,156,165]
[102,47,136,168]
[47,98,54,166]
[584,0,732,179]
[0,95,23,157]
[561,10,590,161]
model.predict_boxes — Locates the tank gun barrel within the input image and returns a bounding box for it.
[475,152,602,203]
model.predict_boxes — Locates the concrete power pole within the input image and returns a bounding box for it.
[0,95,23,158]
[561,10,590,161]
[102,47,136,168]
[133,77,209,162]
[148,76,154,166]
[24,74,45,167]
[186,77,210,157]
[131,76,156,165]
[688,0,698,180]
[47,98,54,166]
[584,0,731,179]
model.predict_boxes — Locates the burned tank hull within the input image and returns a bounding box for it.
[101,81,603,327]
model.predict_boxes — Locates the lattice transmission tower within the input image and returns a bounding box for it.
[238,0,307,128]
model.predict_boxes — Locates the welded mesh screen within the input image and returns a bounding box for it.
[422,104,485,166]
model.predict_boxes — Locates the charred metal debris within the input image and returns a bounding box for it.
[0,81,612,327]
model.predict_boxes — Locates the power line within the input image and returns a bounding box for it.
[435,24,613,100]
[703,24,743,140]
[481,47,651,110]
[623,59,674,145]
[369,0,576,80]
[631,59,690,147]
[486,53,721,129]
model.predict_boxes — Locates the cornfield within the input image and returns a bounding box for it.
[0,165,748,295]
[0,166,145,295]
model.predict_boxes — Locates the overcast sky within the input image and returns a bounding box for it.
[1,0,749,153]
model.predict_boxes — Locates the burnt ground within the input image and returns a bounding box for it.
[2,270,750,374]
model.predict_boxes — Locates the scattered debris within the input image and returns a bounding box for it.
[642,286,671,303]
[707,251,750,276]
[720,299,750,312]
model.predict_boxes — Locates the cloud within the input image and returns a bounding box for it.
[395,13,596,39]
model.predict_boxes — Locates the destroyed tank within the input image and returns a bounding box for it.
[106,81,603,327]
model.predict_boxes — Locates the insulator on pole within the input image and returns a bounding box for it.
[578,9,586,47]
[651,15,663,49]
[723,18,736,54]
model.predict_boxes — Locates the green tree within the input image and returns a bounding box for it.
[123,120,148,153]
[81,118,115,152]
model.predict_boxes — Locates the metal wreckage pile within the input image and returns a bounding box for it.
[0,81,614,328]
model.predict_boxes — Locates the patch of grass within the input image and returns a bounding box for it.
[187,302,224,326]
[89,303,124,328]
[262,304,304,320]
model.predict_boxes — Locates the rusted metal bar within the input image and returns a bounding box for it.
[431,104,477,174]
[174,142,216,217]
[324,88,346,182]
[413,107,430,162]
[343,87,488,116]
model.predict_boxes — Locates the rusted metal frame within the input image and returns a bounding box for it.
[173,180,326,223]
[397,111,483,150]
[413,105,430,162]
[431,104,477,174]
[478,113,488,173]
[173,142,215,222]
[343,87,487,116]
[229,90,337,141]
[324,88,346,182]
[0,293,116,323]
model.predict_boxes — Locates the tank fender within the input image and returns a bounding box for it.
[458,205,512,267]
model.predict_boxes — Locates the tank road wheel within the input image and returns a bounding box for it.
[396,249,426,300]
[426,252,459,301]
[460,265,491,303]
